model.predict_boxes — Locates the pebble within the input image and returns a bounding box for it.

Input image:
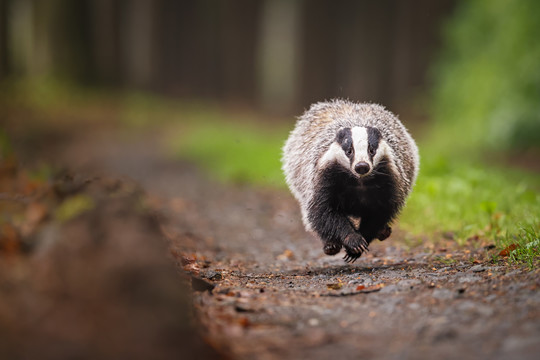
[469,265,486,273]
[457,274,482,283]
[205,271,223,281]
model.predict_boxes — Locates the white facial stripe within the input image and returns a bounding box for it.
[318,142,350,169]
[351,127,370,165]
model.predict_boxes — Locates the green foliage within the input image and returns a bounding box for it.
[171,121,287,188]
[504,226,539,269]
[431,0,540,150]
[400,150,540,247]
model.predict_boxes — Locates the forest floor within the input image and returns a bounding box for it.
[1,115,539,360]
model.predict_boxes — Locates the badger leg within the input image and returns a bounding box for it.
[308,203,356,258]
[376,225,392,241]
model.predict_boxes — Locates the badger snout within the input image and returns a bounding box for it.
[354,161,371,175]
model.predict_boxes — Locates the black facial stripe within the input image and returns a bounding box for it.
[336,128,354,160]
[366,127,381,160]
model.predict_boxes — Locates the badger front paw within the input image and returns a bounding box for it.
[377,225,392,241]
[342,233,368,263]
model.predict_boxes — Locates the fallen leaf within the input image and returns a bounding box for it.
[356,285,366,291]
[327,282,343,290]
[499,244,518,257]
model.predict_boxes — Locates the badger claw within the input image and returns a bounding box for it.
[323,242,342,255]
[342,233,369,263]
[343,247,369,263]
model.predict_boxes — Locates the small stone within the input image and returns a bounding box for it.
[458,274,482,283]
[206,271,223,281]
[308,318,319,326]
[469,265,486,272]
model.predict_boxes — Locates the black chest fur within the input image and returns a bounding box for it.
[319,161,398,240]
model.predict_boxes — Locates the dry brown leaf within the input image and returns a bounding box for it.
[499,244,518,257]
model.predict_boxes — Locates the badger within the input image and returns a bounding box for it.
[282,99,419,263]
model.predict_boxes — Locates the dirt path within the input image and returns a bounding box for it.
[51,127,539,360]
[9,124,540,359]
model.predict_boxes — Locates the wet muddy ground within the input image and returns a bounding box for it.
[2,122,539,359]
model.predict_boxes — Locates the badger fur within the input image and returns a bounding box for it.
[282,99,419,263]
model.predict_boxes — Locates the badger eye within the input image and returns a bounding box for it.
[346,146,353,156]
[368,146,376,156]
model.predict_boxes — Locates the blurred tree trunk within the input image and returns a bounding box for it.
[335,0,397,105]
[299,0,339,108]
[90,0,122,85]
[32,0,60,77]
[257,0,300,113]
[218,0,261,106]
[155,0,218,97]
[391,0,456,108]
[7,0,33,76]
[123,0,156,89]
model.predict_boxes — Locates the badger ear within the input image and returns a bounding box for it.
[336,127,351,143]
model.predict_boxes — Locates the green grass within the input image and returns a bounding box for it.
[170,120,288,188]
[400,151,539,267]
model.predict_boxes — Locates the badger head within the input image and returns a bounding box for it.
[318,126,386,178]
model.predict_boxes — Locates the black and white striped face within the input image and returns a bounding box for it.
[319,126,383,177]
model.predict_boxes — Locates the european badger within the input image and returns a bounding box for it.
[282,99,419,262]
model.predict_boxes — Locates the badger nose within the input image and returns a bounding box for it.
[354,162,370,175]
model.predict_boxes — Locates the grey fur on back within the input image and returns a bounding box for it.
[282,99,419,231]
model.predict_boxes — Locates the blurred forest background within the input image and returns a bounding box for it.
[0,0,455,114]
[1,0,539,257]
[1,0,539,148]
